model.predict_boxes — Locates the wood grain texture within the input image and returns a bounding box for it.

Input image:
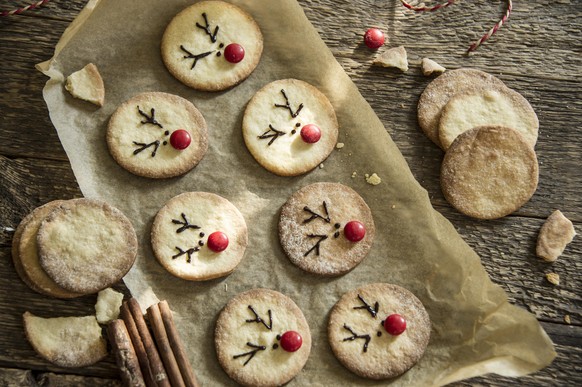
[0,0,580,385]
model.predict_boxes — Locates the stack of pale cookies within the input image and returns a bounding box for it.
[418,68,540,219]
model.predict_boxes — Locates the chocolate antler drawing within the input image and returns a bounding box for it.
[246,305,273,330]
[303,201,331,223]
[180,45,214,70]
[172,213,201,233]
[233,342,266,366]
[301,201,342,257]
[138,106,163,128]
[258,124,286,146]
[133,106,168,157]
[275,89,304,118]
[342,324,371,353]
[196,12,219,42]
[353,294,379,318]
[170,214,205,263]
[172,246,199,263]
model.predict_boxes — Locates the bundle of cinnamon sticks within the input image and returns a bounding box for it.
[108,298,199,387]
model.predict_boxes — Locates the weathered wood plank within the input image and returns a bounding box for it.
[0,0,86,21]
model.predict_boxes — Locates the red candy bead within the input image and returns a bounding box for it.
[384,314,407,336]
[224,43,245,63]
[169,129,191,150]
[300,124,321,144]
[207,231,229,252]
[364,28,385,49]
[344,221,366,242]
[280,331,302,352]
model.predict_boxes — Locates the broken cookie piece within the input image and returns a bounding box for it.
[65,63,105,107]
[373,46,408,72]
[536,210,576,262]
[23,312,107,368]
[95,288,124,324]
[421,58,446,76]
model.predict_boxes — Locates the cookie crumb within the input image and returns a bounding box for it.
[336,142,345,149]
[351,171,357,178]
[391,204,396,209]
[319,163,324,169]
[65,63,105,107]
[365,173,382,185]
[225,283,228,292]
[546,272,560,286]
[373,46,408,72]
[421,58,446,76]
[564,315,571,324]
[536,210,576,262]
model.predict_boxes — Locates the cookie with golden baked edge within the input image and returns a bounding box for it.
[243,78,339,176]
[161,0,263,91]
[441,125,539,220]
[328,283,431,380]
[107,92,208,179]
[12,200,83,298]
[37,198,138,294]
[215,288,312,387]
[417,68,506,148]
[438,85,539,150]
[151,192,248,281]
[278,182,375,276]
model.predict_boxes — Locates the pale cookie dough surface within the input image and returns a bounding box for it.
[243,79,339,176]
[151,192,248,281]
[65,63,105,107]
[279,182,375,276]
[417,68,506,148]
[23,312,108,368]
[12,200,82,298]
[328,283,431,380]
[441,126,539,220]
[107,92,208,179]
[161,0,263,91]
[439,85,539,150]
[536,210,576,262]
[215,288,311,387]
[37,199,138,294]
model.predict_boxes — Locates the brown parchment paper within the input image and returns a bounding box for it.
[37,0,555,385]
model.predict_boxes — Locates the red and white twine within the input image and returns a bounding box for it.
[1,0,50,17]
[400,0,513,53]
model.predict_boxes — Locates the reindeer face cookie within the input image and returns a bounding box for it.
[215,289,312,387]
[328,283,431,380]
[161,0,263,91]
[279,182,375,276]
[243,79,339,176]
[151,192,247,281]
[107,92,208,179]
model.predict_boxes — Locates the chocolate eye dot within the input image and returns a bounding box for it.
[164,130,170,136]
[377,331,382,337]
[216,52,222,57]
[295,123,301,127]
[163,141,168,146]
[272,343,279,350]
[291,129,296,135]
[199,232,205,238]
[334,223,341,229]
[276,334,281,341]
[219,43,224,48]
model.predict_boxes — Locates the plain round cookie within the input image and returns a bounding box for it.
[215,288,311,387]
[439,85,539,150]
[151,192,247,281]
[441,125,539,220]
[328,283,431,380]
[417,68,506,148]
[161,0,263,91]
[107,92,208,179]
[279,182,375,276]
[11,200,82,298]
[243,79,339,176]
[37,199,138,294]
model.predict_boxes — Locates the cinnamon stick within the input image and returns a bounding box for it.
[126,298,171,387]
[107,319,146,387]
[158,300,200,387]
[120,301,157,387]
[147,303,185,387]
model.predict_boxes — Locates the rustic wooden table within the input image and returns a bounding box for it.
[1,0,580,385]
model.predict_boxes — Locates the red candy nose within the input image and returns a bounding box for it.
[170,129,191,150]
[344,221,366,242]
[280,330,302,352]
[364,28,385,49]
[224,43,245,63]
[384,314,406,336]
[207,231,229,252]
[300,124,321,144]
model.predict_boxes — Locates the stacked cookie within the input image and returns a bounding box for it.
[12,199,137,298]
[418,68,540,219]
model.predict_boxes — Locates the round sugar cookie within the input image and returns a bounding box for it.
[417,68,506,148]
[161,0,263,91]
[151,192,247,281]
[438,85,539,150]
[441,125,539,220]
[37,199,138,294]
[215,288,312,387]
[243,79,339,176]
[279,182,375,276]
[328,283,431,380]
[107,92,208,179]
[12,200,83,298]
